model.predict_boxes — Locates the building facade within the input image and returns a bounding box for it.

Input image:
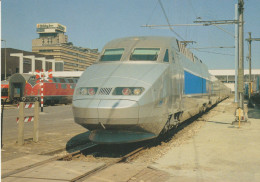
[1,48,60,80]
[32,23,99,71]
[209,69,260,93]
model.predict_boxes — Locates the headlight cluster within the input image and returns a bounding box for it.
[76,87,145,96]
[76,87,98,95]
[113,87,145,96]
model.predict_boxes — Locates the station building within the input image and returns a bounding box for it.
[1,48,65,80]
[209,69,260,93]
[32,23,99,71]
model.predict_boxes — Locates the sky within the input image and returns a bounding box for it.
[1,0,260,70]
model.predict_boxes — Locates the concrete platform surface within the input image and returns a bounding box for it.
[2,154,54,174]
[150,99,260,182]
[3,161,105,182]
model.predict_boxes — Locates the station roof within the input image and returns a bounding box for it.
[209,69,260,76]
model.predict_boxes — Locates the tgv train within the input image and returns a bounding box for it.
[72,36,230,144]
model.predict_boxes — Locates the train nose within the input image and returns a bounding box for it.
[98,99,139,124]
[73,99,139,126]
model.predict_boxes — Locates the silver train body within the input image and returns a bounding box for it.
[72,36,230,144]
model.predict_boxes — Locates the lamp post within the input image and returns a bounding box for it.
[1,39,7,80]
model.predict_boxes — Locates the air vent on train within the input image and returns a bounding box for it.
[99,88,113,95]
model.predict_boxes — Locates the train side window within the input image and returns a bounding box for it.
[64,79,68,83]
[60,78,65,83]
[55,78,60,83]
[163,49,169,62]
[56,83,59,89]
[61,84,67,89]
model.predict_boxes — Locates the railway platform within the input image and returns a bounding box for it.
[149,99,260,182]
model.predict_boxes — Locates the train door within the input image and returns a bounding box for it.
[169,49,182,114]
[173,50,183,112]
[11,83,23,101]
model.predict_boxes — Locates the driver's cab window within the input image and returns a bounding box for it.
[130,48,160,61]
[163,49,169,62]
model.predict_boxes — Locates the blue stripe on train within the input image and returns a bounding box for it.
[184,71,207,94]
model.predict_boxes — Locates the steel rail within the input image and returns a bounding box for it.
[70,146,146,182]
[1,143,98,179]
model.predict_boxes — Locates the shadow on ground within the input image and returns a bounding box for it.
[248,104,260,119]
[65,131,91,152]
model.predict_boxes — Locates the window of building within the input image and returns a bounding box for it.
[39,50,54,52]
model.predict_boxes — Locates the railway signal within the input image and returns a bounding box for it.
[35,69,53,112]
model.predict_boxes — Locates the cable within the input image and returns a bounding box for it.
[158,0,185,41]
[146,1,159,25]
[188,0,198,18]
[194,49,234,56]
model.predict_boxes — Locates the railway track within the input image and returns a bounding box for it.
[1,143,98,179]
[1,142,147,182]
[70,145,146,182]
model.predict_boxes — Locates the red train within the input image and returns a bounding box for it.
[1,80,9,102]
[7,73,79,105]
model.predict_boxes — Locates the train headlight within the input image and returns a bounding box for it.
[88,88,96,95]
[80,88,88,95]
[113,87,144,96]
[77,87,98,95]
[133,88,142,95]
[122,88,131,95]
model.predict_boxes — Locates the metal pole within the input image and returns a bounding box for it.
[41,73,44,112]
[4,41,7,80]
[238,0,244,110]
[18,102,25,145]
[248,32,252,99]
[235,4,239,103]
[33,101,39,142]
[1,40,7,80]
[1,99,7,148]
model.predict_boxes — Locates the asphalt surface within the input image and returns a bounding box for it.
[1,104,89,162]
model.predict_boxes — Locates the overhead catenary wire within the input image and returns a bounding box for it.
[158,0,185,41]
[194,49,234,56]
[146,1,159,26]
[188,0,198,19]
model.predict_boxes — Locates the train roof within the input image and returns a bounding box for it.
[103,36,179,50]
[9,73,33,83]
[28,71,83,78]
